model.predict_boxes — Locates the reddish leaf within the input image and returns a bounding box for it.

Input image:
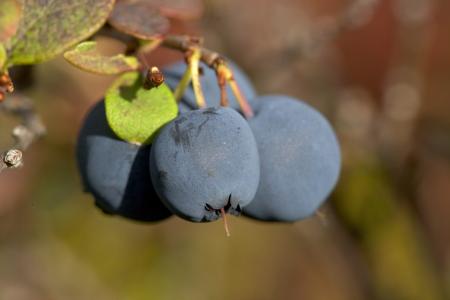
[108,1,170,40]
[150,0,204,20]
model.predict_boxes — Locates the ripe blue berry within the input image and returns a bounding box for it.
[243,96,341,222]
[150,107,260,222]
[76,101,172,222]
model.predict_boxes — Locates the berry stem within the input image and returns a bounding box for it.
[159,35,254,115]
[216,67,229,107]
[229,78,253,118]
[217,64,253,118]
[174,67,192,102]
[188,48,206,109]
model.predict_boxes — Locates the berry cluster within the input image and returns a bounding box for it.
[77,60,341,227]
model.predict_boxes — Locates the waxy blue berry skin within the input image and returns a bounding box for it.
[150,107,260,222]
[76,101,172,222]
[243,96,341,222]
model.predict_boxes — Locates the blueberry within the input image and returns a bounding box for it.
[150,107,260,222]
[162,60,257,111]
[243,95,341,222]
[76,101,172,222]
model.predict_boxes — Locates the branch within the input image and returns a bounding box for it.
[161,35,223,67]
[160,35,254,118]
[0,94,46,173]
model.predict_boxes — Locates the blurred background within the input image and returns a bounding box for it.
[1,0,450,299]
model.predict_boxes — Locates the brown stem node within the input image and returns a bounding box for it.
[216,68,229,107]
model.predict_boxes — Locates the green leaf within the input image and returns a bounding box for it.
[105,71,178,144]
[63,41,139,75]
[0,0,22,43]
[5,0,116,66]
[0,44,6,70]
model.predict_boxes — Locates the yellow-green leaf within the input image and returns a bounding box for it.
[64,41,139,75]
[105,71,178,144]
[0,0,22,43]
[5,0,115,66]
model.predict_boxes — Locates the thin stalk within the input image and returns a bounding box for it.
[174,67,192,102]
[189,48,206,108]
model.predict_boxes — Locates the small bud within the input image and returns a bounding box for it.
[6,82,14,93]
[0,73,14,93]
[3,149,23,168]
[0,73,8,85]
[144,66,164,89]
[150,67,164,86]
